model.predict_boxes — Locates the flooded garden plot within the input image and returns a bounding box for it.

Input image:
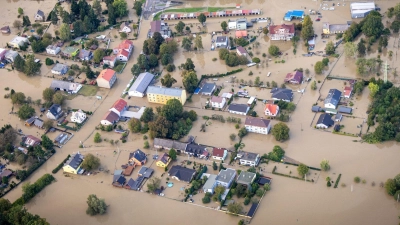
[334,116,363,137]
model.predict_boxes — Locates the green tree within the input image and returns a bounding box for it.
[238,127,248,138]
[271,122,290,142]
[133,1,143,17]
[73,20,84,37]
[92,0,102,15]
[168,148,177,160]
[161,99,183,122]
[263,183,271,191]
[18,7,23,15]
[18,104,35,119]
[181,37,192,51]
[24,54,40,76]
[148,54,158,68]
[107,4,117,25]
[147,177,161,193]
[227,202,243,214]
[267,145,285,162]
[263,27,269,35]
[202,193,211,203]
[182,70,199,93]
[86,194,107,215]
[131,64,141,76]
[140,107,154,123]
[256,189,265,197]
[221,21,228,31]
[301,15,314,42]
[361,12,384,38]
[229,133,236,141]
[286,102,296,112]
[148,116,172,139]
[252,57,260,63]
[41,135,53,150]
[161,53,173,66]
[314,61,324,74]
[22,16,31,26]
[368,82,379,97]
[320,159,330,171]
[391,20,400,33]
[311,80,317,90]
[112,0,128,17]
[137,54,149,70]
[218,48,229,59]
[268,45,280,56]
[357,41,366,57]
[43,120,53,130]
[51,11,59,25]
[93,49,105,64]
[14,54,25,71]
[13,20,22,30]
[86,66,95,79]
[94,132,102,143]
[236,38,248,47]
[11,92,26,105]
[325,41,335,55]
[128,118,142,133]
[194,35,203,50]
[52,92,65,105]
[143,140,150,149]
[198,13,206,23]
[81,154,100,171]
[161,73,177,88]
[297,163,309,177]
[59,23,71,41]
[175,21,185,33]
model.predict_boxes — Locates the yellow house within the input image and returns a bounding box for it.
[322,22,351,35]
[156,153,171,168]
[63,153,85,174]
[146,86,186,105]
[8,36,29,49]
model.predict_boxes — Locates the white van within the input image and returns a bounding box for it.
[247,63,256,67]
[267,72,271,77]
[212,78,218,81]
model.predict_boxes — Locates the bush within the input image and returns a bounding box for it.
[244,197,251,205]
[354,176,361,183]
[252,57,260,63]
[45,58,54,66]
[94,132,102,143]
[327,180,331,187]
[52,154,71,174]
[202,193,211,204]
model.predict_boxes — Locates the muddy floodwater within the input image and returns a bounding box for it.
[1,0,400,224]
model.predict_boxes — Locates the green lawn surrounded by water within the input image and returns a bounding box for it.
[153,7,234,20]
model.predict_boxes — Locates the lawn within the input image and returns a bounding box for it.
[153,7,233,20]
[79,85,99,96]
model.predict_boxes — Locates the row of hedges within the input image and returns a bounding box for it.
[13,174,55,206]
[52,154,71,174]
[16,157,51,182]
[272,166,314,182]
[334,174,342,188]
[283,162,321,171]
[201,68,243,79]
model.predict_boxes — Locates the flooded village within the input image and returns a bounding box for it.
[0,0,400,224]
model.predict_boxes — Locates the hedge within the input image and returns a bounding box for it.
[272,166,313,182]
[52,154,71,174]
[283,162,321,171]
[334,174,342,188]
[196,165,208,180]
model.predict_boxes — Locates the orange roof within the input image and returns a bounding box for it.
[235,30,248,38]
[111,99,127,112]
[118,40,133,49]
[98,69,116,81]
[264,104,278,115]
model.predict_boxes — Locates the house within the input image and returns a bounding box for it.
[350,2,376,19]
[129,149,147,165]
[103,56,117,68]
[311,105,322,112]
[221,92,233,100]
[199,83,216,96]
[322,22,351,35]
[63,152,85,174]
[112,175,126,187]
[138,167,154,178]
[97,69,117,89]
[236,18,247,30]
[147,86,187,105]
[284,10,305,21]
[228,104,249,115]
[24,135,41,147]
[324,89,341,109]
[46,104,63,120]
[215,36,228,47]
[128,72,155,97]
[0,48,7,61]
[215,168,237,188]
[212,148,228,161]
[338,106,352,114]
[235,30,248,38]
[0,26,10,34]
[46,45,61,55]
[185,143,207,157]
[237,171,257,189]
[25,117,36,126]
[228,21,237,30]
[236,46,248,57]
[149,20,171,39]
[34,118,44,129]
[34,10,45,21]
[50,80,82,94]
[5,51,18,62]
[54,133,69,145]
[210,96,226,109]
[168,165,196,183]
[284,71,303,84]
[113,40,134,61]
[247,97,256,106]
[203,174,218,193]
[153,138,188,152]
[156,153,171,168]
[51,63,69,75]
[316,113,334,129]
[100,111,119,125]
[244,117,271,135]
[270,88,293,102]
[70,110,87,123]
[116,49,130,62]
[343,86,353,98]
[123,165,135,176]
[335,113,343,122]
[0,170,13,179]
[62,46,79,58]
[269,24,295,41]
[109,99,127,116]
[264,103,279,116]
[237,89,249,97]
[120,22,131,33]
[8,36,29,49]
[124,178,142,190]
[237,151,260,166]
[78,49,93,61]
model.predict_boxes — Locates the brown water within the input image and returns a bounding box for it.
[1,0,400,224]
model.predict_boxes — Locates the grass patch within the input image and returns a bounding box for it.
[79,85,99,96]
[153,7,233,20]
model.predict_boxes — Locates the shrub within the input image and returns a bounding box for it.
[45,58,54,66]
[354,176,361,183]
[52,154,71,174]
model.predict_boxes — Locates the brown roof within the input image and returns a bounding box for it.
[123,165,135,176]
[269,24,295,35]
[150,20,161,33]
[212,148,226,157]
[211,96,224,103]
[237,46,247,54]
[244,117,271,128]
[102,111,119,123]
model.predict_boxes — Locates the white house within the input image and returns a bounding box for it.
[8,36,29,49]
[215,36,228,47]
[109,99,127,117]
[264,104,279,117]
[244,117,271,135]
[212,148,228,161]
[228,21,237,30]
[269,24,295,41]
[237,151,260,166]
[202,174,217,194]
[101,111,119,126]
[46,45,61,55]
[34,10,45,21]
[324,89,341,109]
[51,63,69,75]
[119,22,132,33]
[128,72,155,97]
[5,51,18,62]
[215,168,236,188]
[116,49,129,62]
[210,96,226,109]
[46,104,63,120]
[70,110,87,123]
[103,56,117,68]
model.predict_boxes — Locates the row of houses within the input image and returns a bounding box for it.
[159,9,262,21]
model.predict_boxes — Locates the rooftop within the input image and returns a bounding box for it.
[239,151,259,161]
[245,117,271,128]
[147,86,184,97]
[138,166,154,178]
[228,103,249,113]
[102,111,119,123]
[237,171,257,184]
[216,168,236,183]
[98,69,116,81]
[200,83,216,94]
[51,63,68,72]
[269,24,295,34]
[128,72,155,94]
[168,165,196,182]
[153,138,188,151]
[211,96,224,103]
[317,113,334,127]
[65,153,84,170]
[203,174,217,190]
[216,36,228,43]
[212,148,226,157]
[110,99,127,112]
[264,104,279,115]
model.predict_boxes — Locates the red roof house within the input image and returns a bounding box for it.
[269,24,295,41]
[110,99,127,116]
[344,86,352,98]
[264,104,279,117]
[212,148,227,161]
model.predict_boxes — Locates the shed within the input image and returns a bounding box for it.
[312,105,322,112]
[338,106,352,114]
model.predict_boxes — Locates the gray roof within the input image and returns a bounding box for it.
[36,10,45,17]
[65,153,84,170]
[34,118,44,128]
[312,105,322,112]
[335,113,343,120]
[203,174,217,190]
[244,117,270,128]
[153,138,188,151]
[185,143,206,155]
[168,165,196,183]
[138,166,154,178]
[324,89,341,107]
[270,88,293,101]
[125,178,143,190]
[147,86,184,97]
[50,80,79,91]
[48,104,62,117]
[317,113,334,127]
[46,45,58,50]
[51,63,68,72]
[237,171,256,185]
[216,168,236,184]
[338,106,352,114]
[329,24,350,32]
[200,83,216,94]
[216,36,227,43]
[114,170,123,175]
[129,72,155,94]
[239,151,259,162]
[228,103,249,113]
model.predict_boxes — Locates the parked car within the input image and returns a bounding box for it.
[316,18,320,21]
